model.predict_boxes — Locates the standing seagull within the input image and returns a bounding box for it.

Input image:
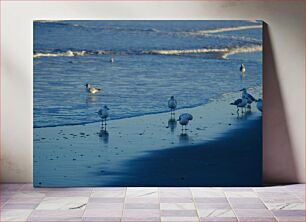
[98,105,109,129]
[85,83,102,94]
[177,113,193,132]
[240,64,246,73]
[241,88,256,109]
[256,99,262,112]
[168,96,177,115]
[110,57,115,63]
[240,64,246,79]
[230,98,247,114]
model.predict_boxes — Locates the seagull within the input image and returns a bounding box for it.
[256,99,262,112]
[230,98,248,114]
[168,96,177,115]
[181,113,193,121]
[241,88,256,109]
[98,105,109,128]
[177,113,193,131]
[110,57,114,63]
[85,83,102,94]
[240,64,246,73]
[240,64,246,79]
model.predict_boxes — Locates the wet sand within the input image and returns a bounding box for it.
[34,88,262,187]
[105,117,262,187]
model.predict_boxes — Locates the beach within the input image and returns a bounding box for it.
[34,89,262,187]
[33,20,263,187]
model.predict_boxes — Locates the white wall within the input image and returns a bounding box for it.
[1,1,305,184]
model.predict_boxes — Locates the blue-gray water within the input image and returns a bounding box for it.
[34,20,262,128]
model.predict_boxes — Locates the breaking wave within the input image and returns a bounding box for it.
[34,45,262,59]
[187,25,262,35]
[33,50,110,58]
[144,45,262,58]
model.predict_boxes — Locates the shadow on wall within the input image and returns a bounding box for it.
[263,23,298,184]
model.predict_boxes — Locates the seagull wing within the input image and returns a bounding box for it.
[247,93,256,101]
[234,99,242,105]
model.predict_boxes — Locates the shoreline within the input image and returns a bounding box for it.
[34,89,262,187]
[34,85,262,129]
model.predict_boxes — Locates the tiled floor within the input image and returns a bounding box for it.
[0,184,304,222]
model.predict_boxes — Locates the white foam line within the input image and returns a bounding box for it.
[146,45,262,58]
[222,45,263,59]
[147,48,229,55]
[190,25,262,35]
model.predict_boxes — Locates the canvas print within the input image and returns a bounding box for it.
[34,20,263,187]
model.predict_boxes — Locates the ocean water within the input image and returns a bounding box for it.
[34,20,262,128]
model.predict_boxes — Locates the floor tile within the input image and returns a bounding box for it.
[230,202,266,209]
[160,203,196,210]
[234,209,274,218]
[122,209,160,217]
[161,216,199,222]
[36,196,88,210]
[27,217,83,221]
[225,191,258,198]
[92,187,126,192]
[198,209,235,217]
[125,198,159,203]
[228,198,262,204]
[0,183,305,222]
[44,190,92,197]
[253,186,290,193]
[89,197,125,203]
[83,208,123,217]
[271,209,305,217]
[222,188,253,191]
[9,191,45,199]
[91,189,125,198]
[161,209,198,217]
[160,197,194,203]
[265,202,305,210]
[29,209,84,217]
[276,218,306,222]
[257,192,300,203]
[1,203,39,209]
[6,197,44,204]
[200,217,238,222]
[125,203,159,209]
[126,188,158,198]
[159,189,192,198]
[191,188,225,197]
[196,203,231,209]
[83,218,121,222]
[194,197,228,203]
[237,218,277,222]
[0,209,32,221]
[86,202,123,209]
[122,217,161,221]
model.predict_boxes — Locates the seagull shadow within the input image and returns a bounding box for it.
[99,128,109,144]
[86,95,97,104]
[179,132,189,144]
[167,117,177,133]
